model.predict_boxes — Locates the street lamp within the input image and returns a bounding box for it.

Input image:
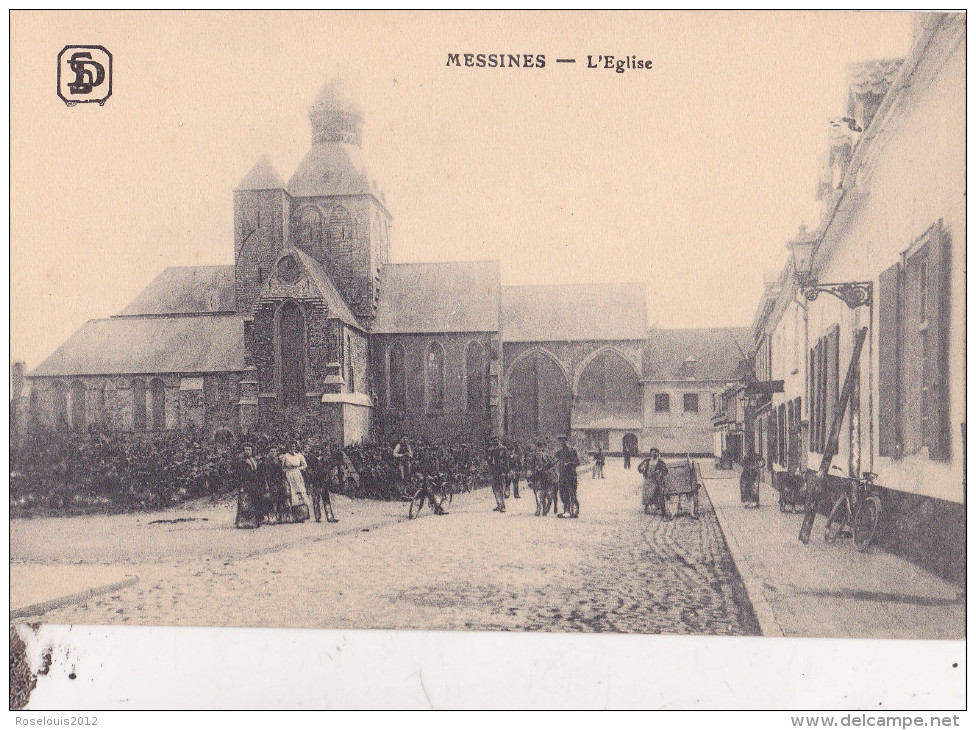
[787,225,872,309]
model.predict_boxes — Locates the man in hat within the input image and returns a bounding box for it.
[308,443,340,523]
[555,435,581,518]
[233,442,263,529]
[486,436,509,512]
[261,445,288,524]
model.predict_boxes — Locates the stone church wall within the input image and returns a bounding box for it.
[370,332,496,443]
[252,299,340,413]
[288,194,389,320]
[24,372,245,438]
[234,189,290,313]
[345,326,369,394]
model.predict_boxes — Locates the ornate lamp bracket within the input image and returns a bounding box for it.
[800,281,873,309]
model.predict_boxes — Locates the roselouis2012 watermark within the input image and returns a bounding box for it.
[15,718,98,725]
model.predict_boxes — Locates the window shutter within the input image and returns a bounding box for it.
[811,341,821,452]
[826,324,840,441]
[778,402,787,467]
[877,261,902,456]
[926,225,952,460]
[816,337,827,451]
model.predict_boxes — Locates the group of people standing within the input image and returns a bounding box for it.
[234,431,671,527]
[487,435,581,518]
[234,440,340,529]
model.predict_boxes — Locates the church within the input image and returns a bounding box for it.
[20,78,748,455]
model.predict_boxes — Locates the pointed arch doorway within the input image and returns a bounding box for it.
[505,350,570,441]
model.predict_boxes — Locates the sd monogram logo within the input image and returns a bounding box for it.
[57,45,112,106]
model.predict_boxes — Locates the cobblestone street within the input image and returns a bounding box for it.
[17,460,759,635]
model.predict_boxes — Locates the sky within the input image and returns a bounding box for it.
[10,11,914,369]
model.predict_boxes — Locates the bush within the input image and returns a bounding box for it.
[9,424,236,517]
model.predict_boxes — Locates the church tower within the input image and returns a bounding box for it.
[286,78,392,326]
[233,155,290,313]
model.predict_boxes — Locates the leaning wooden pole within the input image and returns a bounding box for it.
[799,326,869,544]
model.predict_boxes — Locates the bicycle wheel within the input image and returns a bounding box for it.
[852,495,881,552]
[824,496,850,544]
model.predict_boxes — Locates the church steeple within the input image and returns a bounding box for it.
[309,77,364,146]
[236,154,284,191]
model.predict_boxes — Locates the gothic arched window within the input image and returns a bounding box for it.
[279,301,307,408]
[150,378,166,430]
[295,206,324,257]
[426,342,445,414]
[70,380,86,431]
[52,381,68,431]
[465,341,486,414]
[132,378,147,431]
[388,343,406,410]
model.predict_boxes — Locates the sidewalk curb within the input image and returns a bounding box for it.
[10,575,140,620]
[702,480,784,638]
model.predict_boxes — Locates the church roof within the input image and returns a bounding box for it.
[286,142,376,198]
[643,327,751,381]
[119,265,236,316]
[501,282,647,342]
[288,248,362,329]
[236,155,284,191]
[372,261,501,334]
[29,315,246,377]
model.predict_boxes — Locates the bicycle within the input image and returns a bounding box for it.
[408,473,447,519]
[824,467,882,552]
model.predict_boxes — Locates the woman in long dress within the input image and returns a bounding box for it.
[281,440,311,523]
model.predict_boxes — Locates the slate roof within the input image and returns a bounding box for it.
[643,327,751,382]
[119,266,236,316]
[287,142,378,199]
[29,315,246,377]
[288,248,362,329]
[372,261,501,334]
[236,155,284,191]
[501,282,647,342]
